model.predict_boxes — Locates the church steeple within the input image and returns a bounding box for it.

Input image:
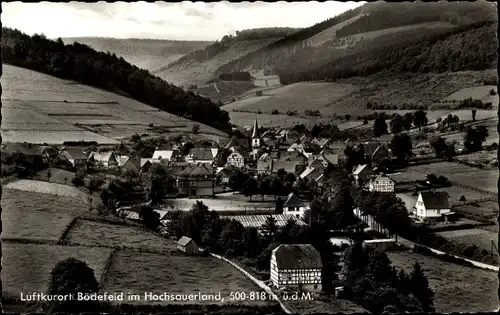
[251,118,260,148]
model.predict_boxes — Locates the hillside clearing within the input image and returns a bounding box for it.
[387,251,499,312]
[436,228,498,253]
[304,14,369,47]
[102,251,270,306]
[1,64,227,144]
[4,180,91,201]
[65,219,177,251]
[2,242,112,297]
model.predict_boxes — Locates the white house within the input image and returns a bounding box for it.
[415,191,451,219]
[152,144,174,162]
[270,244,323,292]
[368,174,395,193]
[283,193,310,219]
[225,147,250,168]
[88,151,118,168]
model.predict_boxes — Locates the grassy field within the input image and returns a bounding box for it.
[4,179,91,201]
[455,150,497,169]
[1,64,227,144]
[387,251,499,312]
[36,168,76,185]
[441,85,498,104]
[65,219,177,251]
[436,228,498,253]
[161,193,278,211]
[102,251,270,306]
[1,188,91,241]
[227,112,316,128]
[2,242,112,297]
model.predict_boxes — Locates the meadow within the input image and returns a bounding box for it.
[2,242,112,297]
[102,251,271,306]
[161,193,278,211]
[436,228,498,254]
[1,65,227,145]
[387,251,499,312]
[4,180,91,201]
[64,219,178,252]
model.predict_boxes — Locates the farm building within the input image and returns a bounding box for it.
[226,147,250,168]
[59,147,88,168]
[176,163,214,198]
[353,164,372,186]
[415,191,451,219]
[220,214,306,231]
[362,239,398,252]
[177,236,198,255]
[368,174,395,193]
[270,244,323,292]
[40,146,59,163]
[283,193,310,218]
[88,151,118,169]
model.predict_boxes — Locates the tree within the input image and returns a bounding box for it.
[47,258,100,313]
[242,227,262,258]
[258,176,271,200]
[72,172,85,187]
[390,133,413,166]
[138,205,161,232]
[402,112,414,130]
[471,109,477,121]
[242,177,259,201]
[390,114,403,134]
[269,177,284,200]
[284,172,296,184]
[413,109,428,131]
[428,136,447,158]
[373,116,388,138]
[410,262,435,312]
[261,216,278,241]
[228,169,249,191]
[192,124,200,134]
[464,125,489,152]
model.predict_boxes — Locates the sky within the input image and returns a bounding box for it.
[2,1,364,41]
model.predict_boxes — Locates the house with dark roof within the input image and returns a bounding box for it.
[311,137,330,149]
[362,142,389,167]
[40,146,59,163]
[270,244,323,292]
[59,147,88,168]
[177,236,198,255]
[353,164,372,186]
[283,193,310,219]
[117,155,140,173]
[415,191,451,219]
[176,163,214,198]
[186,148,214,164]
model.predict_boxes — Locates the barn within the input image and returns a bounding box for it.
[177,236,198,255]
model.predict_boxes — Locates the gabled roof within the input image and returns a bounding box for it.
[353,164,369,175]
[251,119,260,139]
[177,236,194,247]
[371,174,394,184]
[272,244,323,270]
[188,148,214,161]
[284,193,308,208]
[420,191,450,210]
[89,151,115,162]
[117,156,130,167]
[140,158,153,167]
[179,163,213,177]
[62,147,87,160]
[231,146,250,159]
[152,149,174,161]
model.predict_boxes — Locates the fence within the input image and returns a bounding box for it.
[450,181,498,197]
[209,252,293,314]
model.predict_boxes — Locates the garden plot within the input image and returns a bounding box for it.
[2,242,112,297]
[65,219,177,251]
[102,251,270,306]
[387,251,499,312]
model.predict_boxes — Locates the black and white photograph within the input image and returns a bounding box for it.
[0,1,498,314]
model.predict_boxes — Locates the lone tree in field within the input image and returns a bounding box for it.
[47,258,100,313]
[192,124,200,134]
[464,125,489,152]
[242,177,259,201]
[402,112,414,130]
[413,109,428,131]
[471,109,477,121]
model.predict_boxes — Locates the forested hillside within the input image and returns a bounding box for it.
[215,1,496,79]
[277,21,498,84]
[2,28,231,133]
[62,37,211,71]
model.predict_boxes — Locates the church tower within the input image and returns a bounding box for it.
[251,118,261,148]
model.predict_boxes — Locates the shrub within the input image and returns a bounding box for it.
[489,89,497,95]
[256,91,263,96]
[271,109,279,115]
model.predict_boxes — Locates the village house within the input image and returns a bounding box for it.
[414,191,451,220]
[185,147,214,164]
[299,165,325,183]
[59,147,88,168]
[368,174,395,193]
[363,142,390,168]
[270,244,323,292]
[152,143,174,162]
[225,147,250,168]
[257,157,274,175]
[311,137,330,149]
[216,167,234,185]
[221,136,251,152]
[283,193,310,219]
[176,163,214,198]
[177,236,198,255]
[117,155,140,173]
[88,151,118,169]
[40,146,59,164]
[353,164,372,186]
[140,159,153,173]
